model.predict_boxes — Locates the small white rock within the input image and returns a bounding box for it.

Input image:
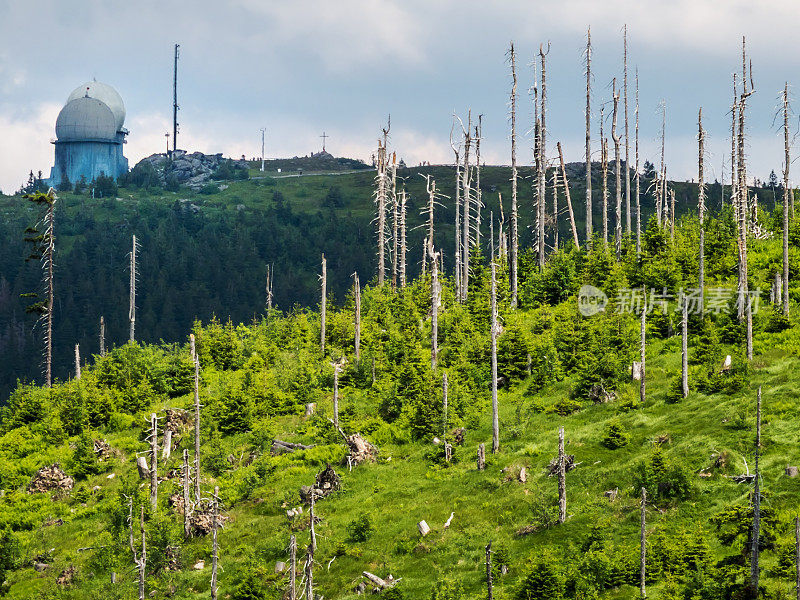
[418,520,431,536]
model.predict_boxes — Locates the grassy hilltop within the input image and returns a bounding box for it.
[0,191,799,598]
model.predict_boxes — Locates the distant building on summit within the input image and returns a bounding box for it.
[48,81,129,187]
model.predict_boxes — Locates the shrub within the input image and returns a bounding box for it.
[664,375,685,404]
[601,420,630,449]
[430,575,464,600]
[346,512,375,542]
[0,527,20,585]
[517,549,564,599]
[70,432,103,479]
[633,448,694,504]
[92,172,118,198]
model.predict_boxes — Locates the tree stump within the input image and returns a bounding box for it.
[418,521,431,537]
[477,443,486,471]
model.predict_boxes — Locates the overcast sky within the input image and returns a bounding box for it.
[1,0,800,194]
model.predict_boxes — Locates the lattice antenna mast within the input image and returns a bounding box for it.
[173,44,180,155]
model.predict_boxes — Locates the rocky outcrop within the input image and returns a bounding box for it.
[137,151,248,190]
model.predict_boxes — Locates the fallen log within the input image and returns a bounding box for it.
[271,439,316,455]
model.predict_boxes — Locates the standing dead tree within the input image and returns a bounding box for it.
[552,170,559,250]
[191,334,201,505]
[332,360,342,429]
[320,254,327,355]
[400,189,408,288]
[461,112,473,301]
[509,42,519,307]
[353,272,361,361]
[491,258,499,454]
[585,27,593,245]
[681,294,689,398]
[22,189,57,387]
[149,413,159,513]
[74,344,81,380]
[442,373,448,439]
[737,39,754,322]
[640,487,647,598]
[391,158,399,290]
[126,498,146,600]
[211,486,220,600]
[451,125,462,299]
[783,83,791,317]
[624,24,631,236]
[751,386,762,596]
[635,68,641,256]
[698,108,706,311]
[476,115,484,249]
[537,43,550,268]
[100,316,106,357]
[640,287,646,403]
[658,102,667,226]
[289,535,297,600]
[375,120,390,286]
[182,449,191,539]
[129,235,138,343]
[265,263,274,311]
[731,74,739,214]
[486,541,493,600]
[557,143,580,248]
[612,80,622,260]
[600,106,609,246]
[426,176,437,270]
[431,248,440,369]
[558,426,566,523]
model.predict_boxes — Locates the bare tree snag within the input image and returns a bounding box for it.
[795,516,800,600]
[452,130,462,300]
[320,254,326,355]
[139,505,146,600]
[670,189,676,241]
[558,426,566,523]
[602,135,609,247]
[426,176,436,268]
[461,112,473,301]
[509,42,519,308]
[635,68,641,256]
[333,363,340,429]
[681,295,688,398]
[612,80,622,260]
[477,443,486,470]
[191,334,201,505]
[624,24,631,235]
[585,27,593,244]
[698,108,706,312]
[737,39,754,321]
[476,115,483,249]
[431,248,440,369]
[183,449,191,539]
[391,159,399,290]
[129,235,137,343]
[211,486,220,600]
[150,413,158,513]
[640,487,647,598]
[74,344,81,380]
[783,83,791,317]
[751,386,762,595]
[491,259,499,454]
[486,541,493,600]
[353,272,361,361]
[265,263,274,311]
[538,43,549,268]
[289,535,297,600]
[305,544,314,600]
[400,189,407,287]
[731,74,739,211]
[640,288,646,403]
[442,373,448,439]
[99,316,105,357]
[747,294,753,360]
[552,170,559,250]
[659,103,667,226]
[557,142,580,248]
[375,122,389,286]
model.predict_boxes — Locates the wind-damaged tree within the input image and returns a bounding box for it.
[612,79,622,260]
[585,27,593,245]
[21,187,57,387]
[211,486,220,600]
[353,272,361,361]
[698,108,706,310]
[399,189,408,288]
[129,235,138,343]
[509,41,519,307]
[320,254,326,355]
[751,386,763,598]
[375,119,390,286]
[491,258,500,453]
[557,142,580,248]
[431,247,440,369]
[537,42,550,269]
[126,498,146,600]
[558,426,566,523]
[190,334,201,504]
[635,68,641,256]
[149,413,159,512]
[624,24,632,235]
[782,83,791,317]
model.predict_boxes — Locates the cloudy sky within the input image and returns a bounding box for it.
[1,0,799,193]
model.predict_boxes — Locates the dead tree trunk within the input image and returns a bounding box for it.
[333,364,340,429]
[751,386,762,596]
[426,176,436,269]
[698,108,706,312]
[747,294,754,360]
[289,535,297,600]
[624,25,631,235]
[737,39,754,321]
[795,517,800,600]
[100,316,105,357]
[391,160,399,290]
[320,254,326,355]
[640,487,647,599]
[635,68,641,257]
[558,426,566,523]
[612,80,622,260]
[509,42,519,307]
[150,413,158,513]
[557,142,580,249]
[731,74,739,213]
[376,130,388,287]
[783,83,791,317]
[183,449,191,539]
[476,116,483,250]
[486,541,493,600]
[477,443,486,470]
[129,235,137,343]
[266,263,274,311]
[305,545,314,600]
[552,170,559,250]
[353,272,361,361]
[74,344,81,380]
[670,189,676,242]
[400,189,407,288]
[602,133,609,247]
[191,334,201,505]
[538,44,549,268]
[640,288,646,403]
[681,295,689,398]
[139,505,146,600]
[442,373,448,439]
[211,486,219,600]
[462,113,472,301]
[452,139,461,300]
[431,249,439,369]
[491,259,499,454]
[585,27,593,245]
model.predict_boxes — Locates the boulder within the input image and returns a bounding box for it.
[417,520,431,536]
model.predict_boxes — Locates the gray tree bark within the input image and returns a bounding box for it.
[640,287,646,403]
[99,316,105,357]
[486,541,493,600]
[191,334,201,504]
[353,272,361,361]
[211,486,219,600]
[150,413,158,513]
[751,386,762,596]
[74,344,81,380]
[557,142,580,249]
[640,487,647,598]
[681,296,689,398]
[624,25,631,235]
[129,235,137,343]
[491,259,499,454]
[320,254,326,355]
[558,426,566,523]
[509,42,519,308]
[699,108,706,312]
[183,449,191,539]
[783,83,791,317]
[612,81,622,260]
[585,27,593,245]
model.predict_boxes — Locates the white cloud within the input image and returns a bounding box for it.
[0,103,60,193]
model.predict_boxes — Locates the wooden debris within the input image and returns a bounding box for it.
[721,355,732,371]
[547,454,576,476]
[477,443,486,470]
[362,571,400,590]
[305,403,316,417]
[444,512,454,530]
[27,464,74,494]
[604,488,619,501]
[136,456,150,480]
[93,439,115,461]
[786,466,799,478]
[272,439,315,455]
[193,560,205,570]
[164,408,193,433]
[57,565,77,586]
[275,561,287,573]
[451,428,465,446]
[300,465,341,504]
[631,361,642,381]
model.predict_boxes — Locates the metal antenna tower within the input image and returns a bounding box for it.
[172,43,180,155]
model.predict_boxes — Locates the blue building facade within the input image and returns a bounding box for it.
[48,82,129,187]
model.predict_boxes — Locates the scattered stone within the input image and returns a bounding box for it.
[28,464,74,494]
[272,439,315,455]
[432,437,441,445]
[305,403,316,417]
[106,473,116,479]
[417,520,431,537]
[164,408,193,434]
[92,486,101,493]
[93,439,116,461]
[138,151,249,191]
[275,561,287,574]
[721,355,732,371]
[518,467,527,483]
[193,560,205,570]
[33,562,49,572]
[786,466,799,478]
